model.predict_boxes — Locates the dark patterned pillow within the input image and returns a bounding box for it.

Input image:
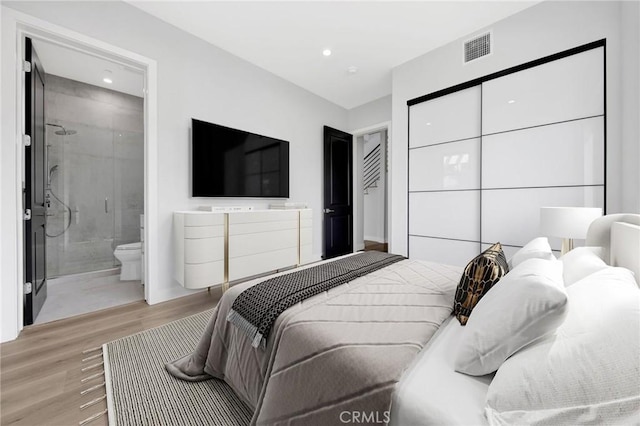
[453,242,509,325]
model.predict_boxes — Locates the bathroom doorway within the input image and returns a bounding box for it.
[26,37,145,325]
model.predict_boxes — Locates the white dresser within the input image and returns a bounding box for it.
[300,209,313,265]
[174,209,312,290]
[173,211,226,289]
[228,210,299,282]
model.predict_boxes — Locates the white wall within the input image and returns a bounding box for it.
[1,1,347,341]
[621,0,640,214]
[348,95,391,132]
[390,1,639,255]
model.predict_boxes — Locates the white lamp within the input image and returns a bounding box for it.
[540,207,603,255]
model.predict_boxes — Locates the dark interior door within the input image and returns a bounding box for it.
[24,37,47,325]
[323,126,353,259]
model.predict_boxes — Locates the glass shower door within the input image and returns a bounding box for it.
[44,75,144,279]
[112,101,144,253]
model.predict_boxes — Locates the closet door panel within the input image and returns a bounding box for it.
[409,236,479,267]
[409,86,481,148]
[409,138,480,191]
[482,186,604,249]
[482,47,604,134]
[409,191,480,241]
[481,243,560,261]
[483,117,604,188]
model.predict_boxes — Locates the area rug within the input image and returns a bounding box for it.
[103,309,253,426]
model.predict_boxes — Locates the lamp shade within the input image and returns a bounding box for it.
[540,207,603,239]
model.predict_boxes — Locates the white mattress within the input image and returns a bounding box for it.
[390,316,494,425]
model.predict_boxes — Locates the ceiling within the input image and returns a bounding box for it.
[129,1,540,109]
[33,38,144,97]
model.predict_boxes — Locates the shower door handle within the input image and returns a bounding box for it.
[105,197,108,214]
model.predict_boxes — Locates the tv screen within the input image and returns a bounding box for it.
[191,119,290,198]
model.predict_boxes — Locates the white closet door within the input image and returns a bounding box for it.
[409,191,480,241]
[408,84,481,262]
[409,138,480,191]
[410,236,479,268]
[409,86,481,148]
[481,186,604,249]
[482,47,604,135]
[482,117,604,189]
[408,44,604,265]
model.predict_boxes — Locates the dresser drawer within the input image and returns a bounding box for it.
[229,228,298,258]
[184,261,224,289]
[184,225,224,239]
[185,237,224,263]
[184,213,224,227]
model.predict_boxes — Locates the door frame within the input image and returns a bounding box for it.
[24,36,48,325]
[4,8,158,340]
[350,121,392,253]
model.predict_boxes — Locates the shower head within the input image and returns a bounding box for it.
[46,123,77,136]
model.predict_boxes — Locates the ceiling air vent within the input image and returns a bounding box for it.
[464,31,492,64]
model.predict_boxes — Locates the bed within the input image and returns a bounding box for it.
[168,214,640,425]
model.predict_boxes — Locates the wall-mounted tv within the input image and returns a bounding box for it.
[191,119,290,198]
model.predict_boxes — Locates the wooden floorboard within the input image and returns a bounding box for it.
[0,289,222,426]
[363,240,388,253]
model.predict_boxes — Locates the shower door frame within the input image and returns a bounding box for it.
[6,8,159,339]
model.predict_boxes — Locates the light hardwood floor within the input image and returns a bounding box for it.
[0,289,222,426]
[363,240,388,253]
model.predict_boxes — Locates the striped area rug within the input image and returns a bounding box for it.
[103,309,253,426]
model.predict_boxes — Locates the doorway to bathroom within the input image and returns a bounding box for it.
[25,37,146,325]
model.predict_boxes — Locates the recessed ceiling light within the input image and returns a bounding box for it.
[508,99,516,104]
[347,66,358,74]
[322,49,332,57]
[103,70,113,84]
[426,122,431,126]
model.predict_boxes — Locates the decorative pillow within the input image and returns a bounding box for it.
[453,243,508,325]
[454,258,566,376]
[560,246,607,286]
[485,267,640,425]
[509,237,555,269]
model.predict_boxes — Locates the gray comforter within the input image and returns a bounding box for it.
[167,258,461,425]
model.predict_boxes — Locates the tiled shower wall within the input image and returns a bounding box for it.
[45,75,143,277]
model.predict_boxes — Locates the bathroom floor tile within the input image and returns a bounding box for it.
[34,272,144,324]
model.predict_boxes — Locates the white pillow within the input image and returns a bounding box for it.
[560,246,608,286]
[485,267,640,425]
[454,258,567,376]
[509,237,555,269]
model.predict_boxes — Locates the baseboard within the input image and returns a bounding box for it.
[147,284,203,305]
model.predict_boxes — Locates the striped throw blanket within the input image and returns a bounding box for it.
[227,251,405,348]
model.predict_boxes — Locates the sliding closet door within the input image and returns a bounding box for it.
[408,86,481,265]
[481,47,605,253]
[408,42,605,265]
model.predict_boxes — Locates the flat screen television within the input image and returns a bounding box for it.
[191,119,290,198]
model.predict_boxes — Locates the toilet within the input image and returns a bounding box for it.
[114,242,142,281]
